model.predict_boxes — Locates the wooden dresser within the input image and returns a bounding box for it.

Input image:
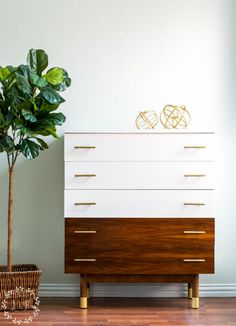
[64,131,215,309]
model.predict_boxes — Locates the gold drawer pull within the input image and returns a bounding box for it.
[184,202,205,206]
[74,146,96,149]
[75,173,96,177]
[74,230,96,234]
[184,174,206,177]
[184,146,206,149]
[183,259,206,262]
[74,258,96,262]
[184,231,206,234]
[74,202,96,206]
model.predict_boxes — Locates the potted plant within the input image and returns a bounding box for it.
[0,49,71,309]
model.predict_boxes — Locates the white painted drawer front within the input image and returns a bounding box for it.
[65,190,214,218]
[65,162,215,190]
[64,133,214,162]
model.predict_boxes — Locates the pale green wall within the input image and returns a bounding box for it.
[0,0,236,287]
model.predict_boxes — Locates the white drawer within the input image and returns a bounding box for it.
[64,190,214,218]
[64,133,214,162]
[65,162,215,190]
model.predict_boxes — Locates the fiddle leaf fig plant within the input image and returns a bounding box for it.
[0,49,71,272]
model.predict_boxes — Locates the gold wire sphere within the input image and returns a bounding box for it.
[135,111,158,129]
[160,105,191,129]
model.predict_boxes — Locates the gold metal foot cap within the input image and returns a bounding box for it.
[80,297,88,309]
[192,297,199,309]
[188,288,192,299]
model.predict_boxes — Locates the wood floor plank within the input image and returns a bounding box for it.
[0,297,236,326]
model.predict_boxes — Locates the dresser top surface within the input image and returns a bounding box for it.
[65,130,214,134]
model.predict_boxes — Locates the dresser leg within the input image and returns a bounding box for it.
[192,275,199,309]
[80,277,88,309]
[188,283,192,299]
[87,283,90,299]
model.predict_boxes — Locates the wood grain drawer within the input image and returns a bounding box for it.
[65,218,214,274]
[65,161,215,190]
[64,133,214,162]
[65,218,214,241]
[65,252,214,274]
[64,190,214,217]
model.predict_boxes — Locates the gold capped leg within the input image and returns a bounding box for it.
[192,297,199,309]
[80,297,88,309]
[87,287,90,299]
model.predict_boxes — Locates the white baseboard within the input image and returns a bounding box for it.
[39,283,236,297]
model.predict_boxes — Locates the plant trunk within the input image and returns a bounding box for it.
[7,166,14,272]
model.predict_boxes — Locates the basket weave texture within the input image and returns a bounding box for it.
[0,264,41,310]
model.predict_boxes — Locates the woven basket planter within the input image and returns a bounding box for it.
[0,264,42,310]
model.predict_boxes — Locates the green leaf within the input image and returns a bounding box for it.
[48,112,66,125]
[6,65,17,73]
[4,71,16,90]
[37,112,66,127]
[5,135,14,147]
[39,102,59,112]
[17,65,29,78]
[33,126,59,138]
[5,85,26,106]
[41,87,65,104]
[5,112,15,125]
[22,108,37,122]
[29,71,48,88]
[27,49,48,76]
[16,73,31,95]
[51,68,71,92]
[21,139,41,159]
[0,137,5,152]
[16,99,32,111]
[17,126,32,137]
[35,137,49,149]
[0,67,10,80]
[44,67,64,85]
[0,111,5,125]
[0,135,14,153]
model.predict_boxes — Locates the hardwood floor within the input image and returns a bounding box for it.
[0,297,236,326]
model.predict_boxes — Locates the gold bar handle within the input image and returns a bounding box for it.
[74,202,96,206]
[184,202,205,206]
[74,173,96,177]
[74,258,96,262]
[184,146,206,149]
[74,146,96,149]
[74,230,96,234]
[183,259,206,262]
[184,231,206,234]
[184,174,206,177]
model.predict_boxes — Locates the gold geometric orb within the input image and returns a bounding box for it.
[160,105,191,129]
[135,111,158,129]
